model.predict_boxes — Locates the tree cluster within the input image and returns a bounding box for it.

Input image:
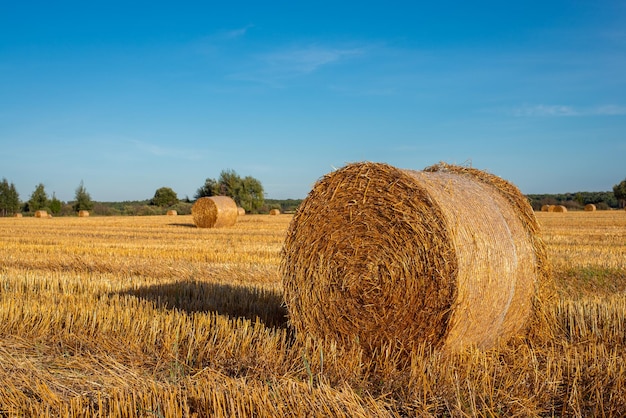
[527,191,619,211]
[614,178,626,209]
[0,178,20,216]
[195,169,264,213]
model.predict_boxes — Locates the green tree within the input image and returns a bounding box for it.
[28,183,49,212]
[73,180,94,212]
[151,187,179,207]
[195,178,219,199]
[239,175,265,213]
[216,169,242,197]
[614,178,626,208]
[49,192,62,214]
[0,178,21,216]
[195,169,265,213]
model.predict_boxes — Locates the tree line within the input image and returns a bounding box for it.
[0,170,269,216]
[3,173,626,217]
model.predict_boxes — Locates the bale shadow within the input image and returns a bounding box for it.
[119,280,289,329]
[168,223,196,228]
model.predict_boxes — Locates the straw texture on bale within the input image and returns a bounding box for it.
[269,208,281,215]
[34,210,48,218]
[166,210,177,216]
[78,210,90,217]
[552,205,568,213]
[192,196,238,228]
[282,162,547,353]
[584,204,596,212]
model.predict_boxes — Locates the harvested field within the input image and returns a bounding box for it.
[1,210,626,416]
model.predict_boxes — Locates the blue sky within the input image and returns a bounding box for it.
[1,1,625,202]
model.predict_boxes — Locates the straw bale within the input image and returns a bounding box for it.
[13,213,23,218]
[166,210,178,216]
[269,208,281,215]
[34,210,48,218]
[552,205,567,213]
[238,207,246,216]
[541,204,553,212]
[281,162,547,353]
[584,204,596,212]
[78,210,90,217]
[192,196,238,228]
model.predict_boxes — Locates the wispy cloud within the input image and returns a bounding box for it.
[261,45,364,74]
[512,104,626,117]
[229,44,367,86]
[216,25,253,41]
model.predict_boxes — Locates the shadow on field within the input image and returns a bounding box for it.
[119,280,289,329]
[168,223,196,228]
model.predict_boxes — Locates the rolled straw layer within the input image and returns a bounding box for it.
[192,196,238,228]
[281,162,547,353]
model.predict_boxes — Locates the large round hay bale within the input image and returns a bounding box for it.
[166,209,178,216]
[281,162,548,353]
[552,205,567,213]
[78,210,90,217]
[584,204,596,212]
[541,204,552,212]
[269,208,281,215]
[192,196,238,228]
[34,210,48,218]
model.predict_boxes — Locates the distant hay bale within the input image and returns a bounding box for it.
[166,210,178,216]
[78,210,90,217]
[13,213,23,218]
[552,205,568,213]
[541,204,553,212]
[238,207,246,216]
[584,204,596,212]
[269,208,281,215]
[281,162,548,353]
[191,196,238,228]
[34,210,48,218]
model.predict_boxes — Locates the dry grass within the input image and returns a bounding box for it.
[1,210,626,416]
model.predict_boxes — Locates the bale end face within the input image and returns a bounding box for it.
[192,196,238,228]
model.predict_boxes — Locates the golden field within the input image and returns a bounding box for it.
[1,211,626,417]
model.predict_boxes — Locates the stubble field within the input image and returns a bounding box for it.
[1,211,625,417]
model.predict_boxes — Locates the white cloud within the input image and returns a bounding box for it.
[261,45,364,74]
[512,104,626,117]
[229,44,367,86]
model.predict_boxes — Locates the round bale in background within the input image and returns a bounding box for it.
[281,162,548,353]
[78,210,90,217]
[35,210,48,218]
[551,205,568,213]
[238,207,246,216]
[584,204,596,212]
[192,196,238,228]
[166,210,178,216]
[269,208,281,215]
